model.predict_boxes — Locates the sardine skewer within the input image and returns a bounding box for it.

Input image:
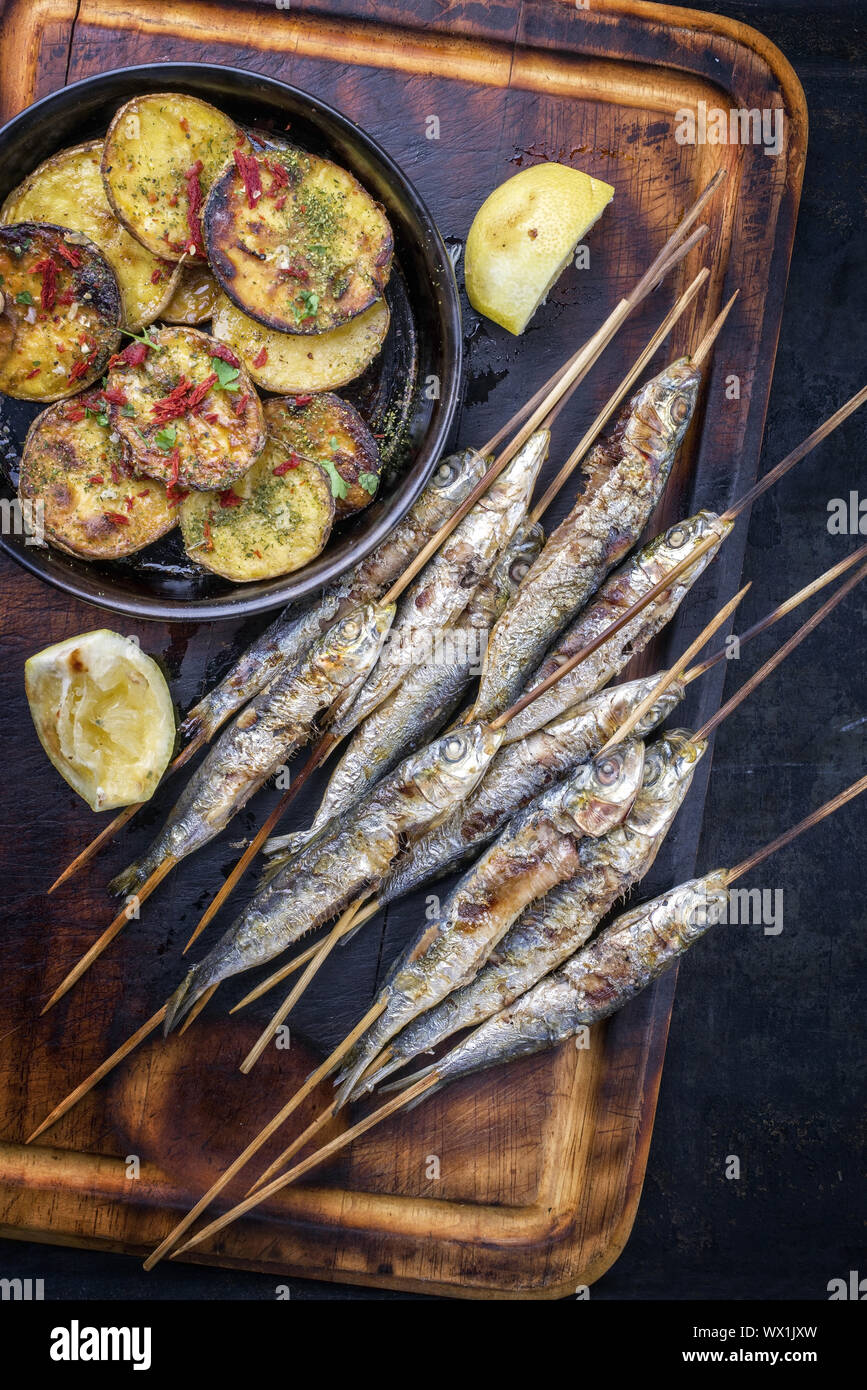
[45,196,717,897]
[24,551,860,1142]
[172,770,867,1260]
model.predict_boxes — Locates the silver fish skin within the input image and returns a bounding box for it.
[502,510,732,744]
[330,431,549,740]
[360,730,705,1094]
[333,739,646,1106]
[162,723,503,1032]
[375,674,687,910]
[180,449,489,741]
[474,359,701,721]
[109,604,395,898]
[264,521,545,868]
[395,870,729,1103]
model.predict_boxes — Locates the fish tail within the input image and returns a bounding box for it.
[345,1049,405,1102]
[163,963,214,1035]
[257,848,294,889]
[263,828,309,860]
[107,849,161,899]
[333,1038,389,1109]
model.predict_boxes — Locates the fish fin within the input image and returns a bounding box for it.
[107,856,152,898]
[345,1050,404,1101]
[163,966,210,1035]
[263,829,309,860]
[378,1060,439,1094]
[333,1043,389,1110]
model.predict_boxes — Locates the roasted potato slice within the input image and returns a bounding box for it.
[161,262,221,324]
[211,291,389,393]
[0,223,122,400]
[105,325,265,492]
[264,392,381,520]
[18,397,178,559]
[102,93,250,262]
[1,141,180,331]
[204,145,393,334]
[180,434,334,582]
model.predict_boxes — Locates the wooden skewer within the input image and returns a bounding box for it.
[723,770,867,885]
[178,983,217,1035]
[26,1004,168,1143]
[247,1105,337,1195]
[598,583,750,753]
[239,896,370,1074]
[529,269,710,524]
[174,765,867,1260]
[229,937,325,1012]
[170,1071,443,1260]
[685,544,867,683]
[47,733,205,895]
[142,996,388,1270]
[693,560,867,743]
[40,856,177,1015]
[690,290,739,368]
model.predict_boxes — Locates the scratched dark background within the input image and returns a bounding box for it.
[1,0,865,1301]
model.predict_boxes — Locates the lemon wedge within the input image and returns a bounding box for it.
[25,629,175,811]
[465,163,615,335]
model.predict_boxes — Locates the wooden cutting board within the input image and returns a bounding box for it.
[0,0,805,1298]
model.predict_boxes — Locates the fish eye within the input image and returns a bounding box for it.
[434,459,457,486]
[596,755,621,785]
[442,734,466,762]
[643,756,662,786]
[510,560,531,582]
[667,524,689,548]
[339,617,362,640]
[670,394,690,423]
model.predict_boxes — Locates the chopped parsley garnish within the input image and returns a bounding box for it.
[126,326,163,352]
[294,289,319,323]
[321,458,349,500]
[358,472,379,495]
[211,356,240,392]
[121,403,137,417]
[155,425,178,452]
[84,405,110,426]
[15,289,34,306]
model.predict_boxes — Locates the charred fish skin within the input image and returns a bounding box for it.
[406,870,730,1099]
[265,521,545,869]
[502,510,732,744]
[474,359,701,721]
[109,604,395,899]
[375,674,687,910]
[357,730,705,1094]
[162,723,503,1033]
[334,740,646,1104]
[331,432,550,740]
[180,449,489,741]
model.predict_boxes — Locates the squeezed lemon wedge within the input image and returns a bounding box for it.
[465,163,615,335]
[25,629,175,811]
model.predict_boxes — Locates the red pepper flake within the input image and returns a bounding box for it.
[124,495,135,512]
[151,267,165,283]
[265,158,289,188]
[108,341,149,369]
[55,241,82,268]
[279,261,308,281]
[203,411,220,424]
[291,394,313,407]
[167,192,179,208]
[57,288,75,306]
[272,454,300,476]
[299,204,306,213]
[179,116,190,133]
[166,448,180,488]
[67,352,96,383]
[184,159,206,256]
[147,190,158,205]
[100,385,128,405]
[110,462,121,484]
[166,482,189,507]
[137,489,151,498]
[233,148,262,209]
[210,343,240,367]
[232,390,250,417]
[203,513,214,550]
[218,488,242,508]
[24,366,41,379]
[234,127,247,146]
[32,256,58,312]
[274,194,286,212]
[104,511,130,526]
[253,548,262,559]
[66,407,86,422]
[88,474,104,484]
[151,371,217,423]
[252,346,268,368]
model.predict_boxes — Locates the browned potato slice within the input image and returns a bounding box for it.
[0,223,122,400]
[102,93,250,262]
[1,141,180,331]
[204,145,393,334]
[105,325,265,491]
[210,291,389,393]
[180,433,334,582]
[18,397,177,559]
[264,392,381,520]
[161,262,221,324]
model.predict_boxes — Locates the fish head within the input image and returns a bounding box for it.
[674,869,730,930]
[604,674,687,739]
[642,510,733,584]
[627,728,707,837]
[412,721,505,812]
[428,448,489,504]
[317,601,396,691]
[644,357,701,444]
[493,519,545,596]
[561,737,645,837]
